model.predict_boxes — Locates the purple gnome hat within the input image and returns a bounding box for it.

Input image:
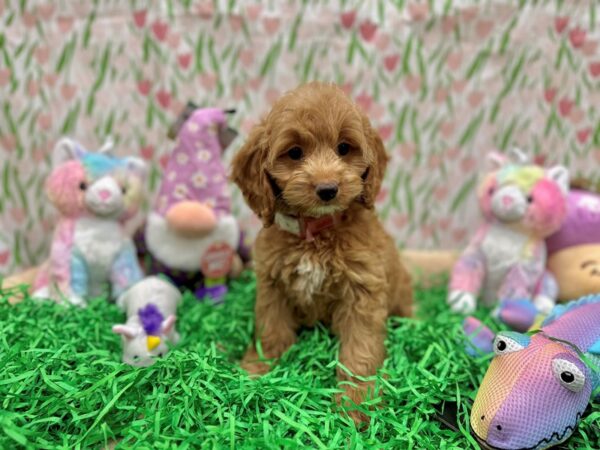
[138,304,164,335]
[154,108,231,219]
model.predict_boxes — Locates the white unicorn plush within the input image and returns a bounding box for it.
[112,276,182,366]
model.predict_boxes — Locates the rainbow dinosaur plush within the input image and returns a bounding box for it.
[470,295,600,449]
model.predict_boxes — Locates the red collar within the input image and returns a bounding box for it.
[274,212,343,241]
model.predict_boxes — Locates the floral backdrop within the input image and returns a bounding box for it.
[1,0,599,275]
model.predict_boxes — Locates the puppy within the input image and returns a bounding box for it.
[231,82,413,421]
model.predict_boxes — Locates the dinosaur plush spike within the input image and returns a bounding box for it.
[470,295,600,450]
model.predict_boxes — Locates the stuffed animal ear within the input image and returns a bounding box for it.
[487,151,507,169]
[508,147,529,164]
[124,157,148,180]
[218,125,238,150]
[98,137,114,154]
[112,324,139,339]
[53,137,83,166]
[161,315,176,335]
[547,165,569,195]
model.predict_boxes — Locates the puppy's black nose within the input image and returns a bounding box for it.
[316,183,338,201]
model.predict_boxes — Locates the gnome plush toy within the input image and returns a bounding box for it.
[136,105,250,303]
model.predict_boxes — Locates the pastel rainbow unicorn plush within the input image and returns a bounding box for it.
[33,138,147,306]
[112,276,181,367]
[448,149,569,324]
[470,295,600,449]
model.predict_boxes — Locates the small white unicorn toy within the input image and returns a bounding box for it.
[112,276,182,366]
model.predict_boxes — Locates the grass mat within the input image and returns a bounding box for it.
[1,273,598,449]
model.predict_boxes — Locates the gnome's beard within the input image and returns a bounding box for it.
[145,211,240,272]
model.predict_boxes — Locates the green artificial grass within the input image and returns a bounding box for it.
[1,273,598,449]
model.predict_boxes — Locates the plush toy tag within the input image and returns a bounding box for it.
[201,242,234,278]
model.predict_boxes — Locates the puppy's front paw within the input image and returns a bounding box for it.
[240,346,271,377]
[448,290,476,314]
[336,383,373,428]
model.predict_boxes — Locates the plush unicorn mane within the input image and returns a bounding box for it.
[138,303,164,335]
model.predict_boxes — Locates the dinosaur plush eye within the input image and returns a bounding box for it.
[493,334,525,356]
[552,359,585,393]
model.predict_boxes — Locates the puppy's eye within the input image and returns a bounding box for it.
[337,143,351,156]
[79,181,87,191]
[287,147,303,160]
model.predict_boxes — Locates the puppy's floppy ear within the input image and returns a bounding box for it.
[231,122,276,227]
[360,116,389,209]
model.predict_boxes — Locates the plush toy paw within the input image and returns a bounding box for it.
[463,316,495,356]
[496,299,537,332]
[448,291,476,314]
[533,294,555,315]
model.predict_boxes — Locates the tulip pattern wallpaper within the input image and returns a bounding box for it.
[1,0,599,275]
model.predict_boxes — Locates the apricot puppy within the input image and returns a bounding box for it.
[231,81,412,422]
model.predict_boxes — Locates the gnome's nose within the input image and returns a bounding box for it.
[165,201,218,237]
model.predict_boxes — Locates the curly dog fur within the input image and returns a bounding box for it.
[231,81,413,423]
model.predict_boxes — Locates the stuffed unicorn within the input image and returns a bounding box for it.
[448,149,569,320]
[32,138,147,306]
[112,276,182,367]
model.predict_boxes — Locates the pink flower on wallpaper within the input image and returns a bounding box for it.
[475,20,494,39]
[22,10,36,28]
[391,213,409,229]
[246,4,262,21]
[355,92,373,112]
[27,80,38,97]
[375,33,390,51]
[439,121,455,138]
[248,77,263,91]
[399,142,416,159]
[0,134,16,152]
[441,17,457,34]
[133,9,147,28]
[467,90,484,108]
[461,6,478,22]
[167,32,180,49]
[57,16,74,33]
[0,249,10,266]
[44,73,57,87]
[428,154,442,170]
[434,87,448,103]
[37,113,52,130]
[576,128,592,144]
[446,51,462,71]
[140,145,154,161]
[233,85,245,101]
[137,79,151,96]
[554,16,569,34]
[155,89,171,109]
[434,185,449,201]
[452,79,467,93]
[38,3,54,21]
[263,16,280,35]
[371,104,386,120]
[34,46,50,65]
[199,73,217,90]
[408,2,429,21]
[384,54,400,72]
[10,208,26,224]
[265,88,280,105]
[61,84,77,101]
[377,187,388,203]
[446,147,461,159]
[404,75,421,93]
[241,118,257,134]
[239,49,254,67]
[0,68,10,87]
[420,224,435,238]
[558,97,573,117]
[461,156,477,172]
[453,227,468,242]
[340,10,356,29]
[359,20,377,42]
[569,107,584,124]
[159,154,169,170]
[543,87,556,103]
[582,40,598,56]
[152,20,169,41]
[340,82,353,95]
[568,27,586,48]
[589,61,600,78]
[229,14,243,32]
[177,53,192,69]
[438,217,452,230]
[196,1,214,20]
[377,124,393,141]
